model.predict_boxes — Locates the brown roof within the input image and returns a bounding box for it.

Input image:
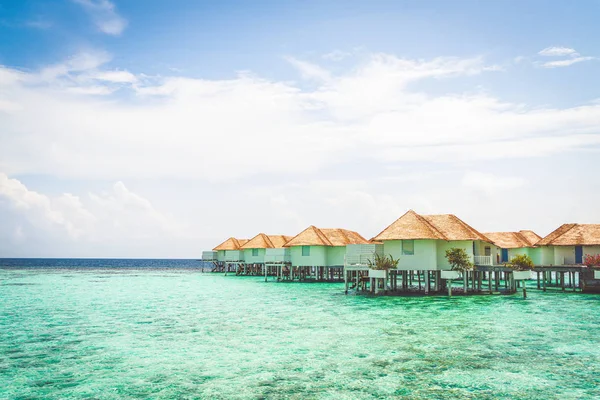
[213,237,248,251]
[240,233,293,249]
[269,235,294,248]
[536,224,600,246]
[373,210,491,242]
[518,230,542,245]
[483,230,541,249]
[284,226,369,247]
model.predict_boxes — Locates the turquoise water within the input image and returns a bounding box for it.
[1,262,600,399]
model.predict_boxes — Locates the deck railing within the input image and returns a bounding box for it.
[474,255,493,266]
[264,254,291,264]
[345,254,377,266]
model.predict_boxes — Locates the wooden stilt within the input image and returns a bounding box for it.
[542,270,546,291]
[495,270,499,291]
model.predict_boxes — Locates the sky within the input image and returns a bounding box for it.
[0,0,599,258]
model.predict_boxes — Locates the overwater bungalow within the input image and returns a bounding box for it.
[533,224,600,292]
[483,230,542,265]
[210,237,248,273]
[347,210,501,294]
[372,210,496,269]
[535,224,600,265]
[281,225,370,281]
[238,233,292,276]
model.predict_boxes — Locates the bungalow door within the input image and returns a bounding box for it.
[501,249,509,263]
[575,246,583,264]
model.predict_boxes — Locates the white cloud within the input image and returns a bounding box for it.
[0,173,178,242]
[92,70,137,83]
[540,56,594,68]
[67,85,116,95]
[322,50,351,61]
[39,50,112,80]
[73,0,127,35]
[284,56,332,81]
[0,173,95,238]
[461,172,527,195]
[538,46,578,57]
[0,51,599,188]
[535,46,595,68]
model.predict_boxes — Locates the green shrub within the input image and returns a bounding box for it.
[368,253,399,270]
[445,248,474,272]
[508,254,534,271]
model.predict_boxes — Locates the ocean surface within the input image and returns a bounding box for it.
[1,259,599,399]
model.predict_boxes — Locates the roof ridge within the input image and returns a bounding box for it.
[512,232,530,247]
[448,214,492,242]
[369,209,446,240]
[336,228,351,244]
[371,210,422,240]
[213,236,242,251]
[537,223,578,246]
[415,212,448,240]
[315,226,335,246]
[261,233,275,248]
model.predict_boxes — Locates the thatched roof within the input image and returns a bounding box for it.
[536,224,600,246]
[284,226,369,247]
[240,233,293,249]
[373,210,491,242]
[483,230,541,249]
[519,230,542,245]
[213,237,248,251]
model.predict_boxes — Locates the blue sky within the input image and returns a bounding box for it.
[0,0,599,257]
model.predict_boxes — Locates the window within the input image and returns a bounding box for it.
[252,248,258,257]
[484,246,491,256]
[302,246,311,256]
[402,240,414,255]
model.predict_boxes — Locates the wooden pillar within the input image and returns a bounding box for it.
[561,272,565,291]
[424,271,430,294]
[537,271,540,289]
[488,271,492,294]
[542,270,546,291]
[344,268,349,294]
[495,270,499,291]
[463,272,468,294]
[417,271,422,291]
